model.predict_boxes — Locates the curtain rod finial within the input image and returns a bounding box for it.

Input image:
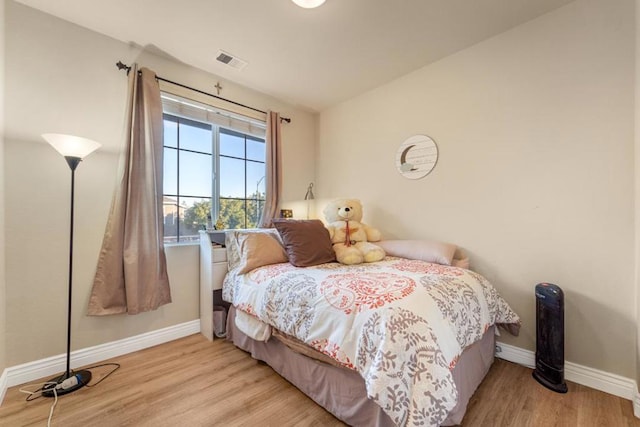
[116,61,132,75]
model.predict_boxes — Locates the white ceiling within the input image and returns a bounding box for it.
[16,0,574,112]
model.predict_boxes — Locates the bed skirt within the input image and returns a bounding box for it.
[226,306,495,426]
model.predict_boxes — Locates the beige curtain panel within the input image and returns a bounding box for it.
[88,65,172,315]
[259,111,282,228]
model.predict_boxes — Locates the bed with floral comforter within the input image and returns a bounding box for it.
[223,255,520,427]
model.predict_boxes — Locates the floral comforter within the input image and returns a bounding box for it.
[223,257,520,427]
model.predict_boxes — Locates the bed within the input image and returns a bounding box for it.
[220,223,520,427]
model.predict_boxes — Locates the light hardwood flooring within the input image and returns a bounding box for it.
[0,334,637,426]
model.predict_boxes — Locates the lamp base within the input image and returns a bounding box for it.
[42,370,92,397]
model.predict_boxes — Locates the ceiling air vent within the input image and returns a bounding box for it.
[215,50,248,70]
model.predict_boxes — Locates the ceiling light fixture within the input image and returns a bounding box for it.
[292,0,326,8]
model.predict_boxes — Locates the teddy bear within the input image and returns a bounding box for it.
[323,198,386,265]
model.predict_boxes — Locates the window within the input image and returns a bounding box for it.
[218,128,266,230]
[162,97,266,243]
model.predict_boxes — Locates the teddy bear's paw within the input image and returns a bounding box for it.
[363,249,385,263]
[340,252,364,265]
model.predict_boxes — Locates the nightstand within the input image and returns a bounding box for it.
[199,230,228,340]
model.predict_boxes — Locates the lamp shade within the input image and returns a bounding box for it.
[292,0,326,8]
[42,133,101,159]
[304,182,315,200]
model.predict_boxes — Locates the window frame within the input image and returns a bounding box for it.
[217,127,267,229]
[162,107,266,244]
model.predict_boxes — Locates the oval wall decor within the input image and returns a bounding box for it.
[395,134,439,179]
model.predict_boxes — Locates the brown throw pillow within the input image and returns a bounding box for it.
[272,219,336,267]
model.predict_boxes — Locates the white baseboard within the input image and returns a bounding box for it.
[495,341,535,369]
[0,319,200,403]
[0,368,7,405]
[496,341,637,402]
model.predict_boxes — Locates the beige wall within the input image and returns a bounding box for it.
[318,0,636,378]
[4,1,317,366]
[0,0,7,374]
[634,0,640,392]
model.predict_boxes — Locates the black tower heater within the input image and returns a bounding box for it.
[532,283,568,393]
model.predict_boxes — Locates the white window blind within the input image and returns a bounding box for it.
[160,91,266,139]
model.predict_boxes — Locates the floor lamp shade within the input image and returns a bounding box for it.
[292,0,326,8]
[43,133,101,160]
[41,133,100,397]
[304,182,315,201]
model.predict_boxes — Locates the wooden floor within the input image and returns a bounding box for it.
[0,334,637,427]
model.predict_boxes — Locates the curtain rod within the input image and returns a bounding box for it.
[115,61,291,124]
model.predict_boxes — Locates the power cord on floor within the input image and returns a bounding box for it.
[19,381,58,427]
[84,362,120,387]
[19,363,120,426]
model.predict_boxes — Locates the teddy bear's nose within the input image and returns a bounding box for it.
[345,208,350,212]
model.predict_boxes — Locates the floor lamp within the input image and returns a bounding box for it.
[41,133,101,397]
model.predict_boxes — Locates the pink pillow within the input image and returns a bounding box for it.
[377,239,458,266]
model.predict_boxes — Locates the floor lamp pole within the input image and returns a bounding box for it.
[65,159,77,378]
[42,156,92,397]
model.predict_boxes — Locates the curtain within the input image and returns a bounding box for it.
[88,65,172,315]
[259,111,282,228]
